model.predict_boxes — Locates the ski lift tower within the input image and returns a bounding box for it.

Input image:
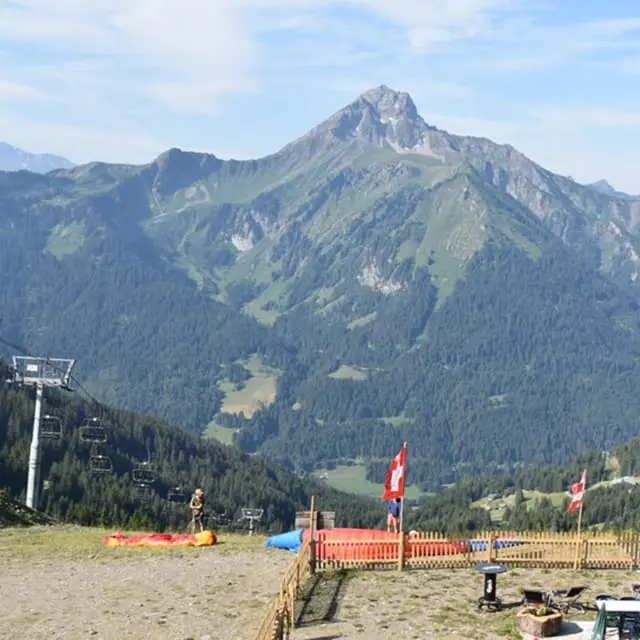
[240,508,264,536]
[9,356,75,509]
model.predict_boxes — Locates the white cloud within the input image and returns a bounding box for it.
[0,0,528,117]
[481,16,640,71]
[0,0,261,115]
[342,0,521,52]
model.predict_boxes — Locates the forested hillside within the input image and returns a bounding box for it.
[0,362,384,532]
[410,442,640,533]
[2,85,640,488]
[237,237,640,489]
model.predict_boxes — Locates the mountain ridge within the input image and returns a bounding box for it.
[0,141,74,174]
[2,85,640,489]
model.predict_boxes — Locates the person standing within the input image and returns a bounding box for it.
[387,497,401,533]
[189,488,205,533]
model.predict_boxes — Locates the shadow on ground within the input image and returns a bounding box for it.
[296,570,351,629]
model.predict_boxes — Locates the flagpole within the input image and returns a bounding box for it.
[573,500,583,570]
[400,441,407,534]
[572,469,586,571]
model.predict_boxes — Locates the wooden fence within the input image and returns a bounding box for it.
[253,539,311,640]
[253,496,320,640]
[314,530,640,571]
[254,500,640,639]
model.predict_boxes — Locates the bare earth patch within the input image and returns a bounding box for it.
[0,527,292,640]
[292,566,640,639]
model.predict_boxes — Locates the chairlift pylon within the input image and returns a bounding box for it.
[239,507,264,536]
[80,417,108,444]
[41,414,62,440]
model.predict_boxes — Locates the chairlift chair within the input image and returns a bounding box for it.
[88,445,113,475]
[41,415,63,440]
[132,462,157,486]
[167,487,187,504]
[212,507,231,528]
[80,417,108,444]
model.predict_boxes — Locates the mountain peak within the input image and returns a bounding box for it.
[305,84,435,152]
[359,85,419,122]
[587,178,633,199]
[591,179,617,193]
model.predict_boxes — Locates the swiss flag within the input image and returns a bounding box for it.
[383,442,407,501]
[568,469,587,513]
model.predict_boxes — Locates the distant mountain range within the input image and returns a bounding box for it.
[586,179,636,199]
[0,142,74,173]
[2,85,640,490]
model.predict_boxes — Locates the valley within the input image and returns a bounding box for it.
[3,84,640,511]
[311,464,426,500]
[4,4,640,638]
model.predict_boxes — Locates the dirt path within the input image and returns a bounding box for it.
[0,550,292,640]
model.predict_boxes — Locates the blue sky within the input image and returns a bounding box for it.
[1,0,640,192]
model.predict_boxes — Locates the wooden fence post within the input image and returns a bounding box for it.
[582,538,588,570]
[398,531,405,571]
[309,495,317,575]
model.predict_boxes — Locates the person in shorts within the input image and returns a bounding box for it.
[387,498,401,533]
[189,488,205,533]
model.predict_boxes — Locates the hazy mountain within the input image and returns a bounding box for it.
[0,142,74,173]
[2,85,640,489]
[586,179,634,199]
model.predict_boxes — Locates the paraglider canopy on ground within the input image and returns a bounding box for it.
[103,530,217,548]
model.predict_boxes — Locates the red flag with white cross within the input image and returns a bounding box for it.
[383,442,407,501]
[568,469,587,513]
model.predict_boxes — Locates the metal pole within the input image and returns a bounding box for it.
[398,497,405,571]
[26,381,43,509]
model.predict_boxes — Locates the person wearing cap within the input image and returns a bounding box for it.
[189,488,205,533]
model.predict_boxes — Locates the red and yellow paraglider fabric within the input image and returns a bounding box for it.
[103,530,217,548]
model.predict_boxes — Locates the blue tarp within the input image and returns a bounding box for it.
[265,529,304,552]
[466,539,524,552]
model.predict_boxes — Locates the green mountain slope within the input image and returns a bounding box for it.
[0,361,382,531]
[2,85,640,489]
[411,437,640,533]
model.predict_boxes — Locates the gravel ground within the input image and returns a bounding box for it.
[0,529,292,640]
[291,566,640,639]
[3,527,640,640]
